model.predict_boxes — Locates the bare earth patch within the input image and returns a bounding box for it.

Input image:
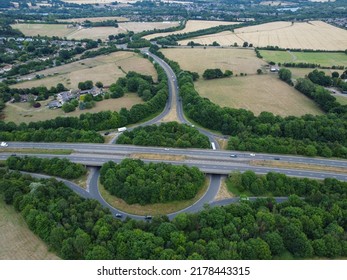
[179,21,347,50]
[195,75,323,117]
[0,199,59,260]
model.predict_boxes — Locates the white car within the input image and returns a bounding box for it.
[0,142,8,147]
[250,153,255,156]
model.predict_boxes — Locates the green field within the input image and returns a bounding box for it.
[335,95,347,105]
[260,50,347,67]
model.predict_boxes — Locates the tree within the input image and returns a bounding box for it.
[56,83,66,92]
[278,68,292,85]
[224,70,233,77]
[257,69,262,74]
[332,71,339,79]
[202,69,224,80]
[62,102,76,113]
[243,42,249,47]
[95,81,103,88]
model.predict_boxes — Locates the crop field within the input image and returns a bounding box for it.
[4,92,143,124]
[12,23,78,38]
[161,47,265,75]
[57,17,129,23]
[260,50,347,67]
[179,21,347,51]
[194,75,323,117]
[12,21,179,40]
[144,20,239,40]
[13,51,157,89]
[0,198,59,260]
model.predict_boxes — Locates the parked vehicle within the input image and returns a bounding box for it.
[1,142,8,147]
[118,127,127,132]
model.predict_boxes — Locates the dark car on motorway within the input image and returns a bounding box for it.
[144,215,152,220]
[115,213,123,218]
[274,157,280,160]
[230,154,238,158]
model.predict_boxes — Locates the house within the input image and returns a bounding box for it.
[48,100,62,109]
[79,86,103,97]
[56,90,75,104]
[20,94,37,102]
[0,65,13,74]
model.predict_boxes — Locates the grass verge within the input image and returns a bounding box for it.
[0,148,73,155]
[251,160,347,174]
[99,176,210,216]
[71,171,89,190]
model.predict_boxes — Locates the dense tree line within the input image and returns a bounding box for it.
[306,69,347,91]
[153,22,245,44]
[202,68,233,80]
[227,170,347,197]
[117,122,210,148]
[82,20,118,28]
[1,169,347,259]
[80,46,120,59]
[100,159,205,205]
[0,127,104,143]
[149,49,347,158]
[295,78,339,112]
[6,156,86,179]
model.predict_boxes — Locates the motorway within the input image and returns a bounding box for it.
[2,49,347,219]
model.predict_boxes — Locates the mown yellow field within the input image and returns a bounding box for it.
[195,75,323,117]
[12,21,179,40]
[144,20,239,40]
[179,21,347,50]
[57,16,129,23]
[161,47,265,75]
[13,51,157,89]
[120,21,179,33]
[0,199,59,260]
